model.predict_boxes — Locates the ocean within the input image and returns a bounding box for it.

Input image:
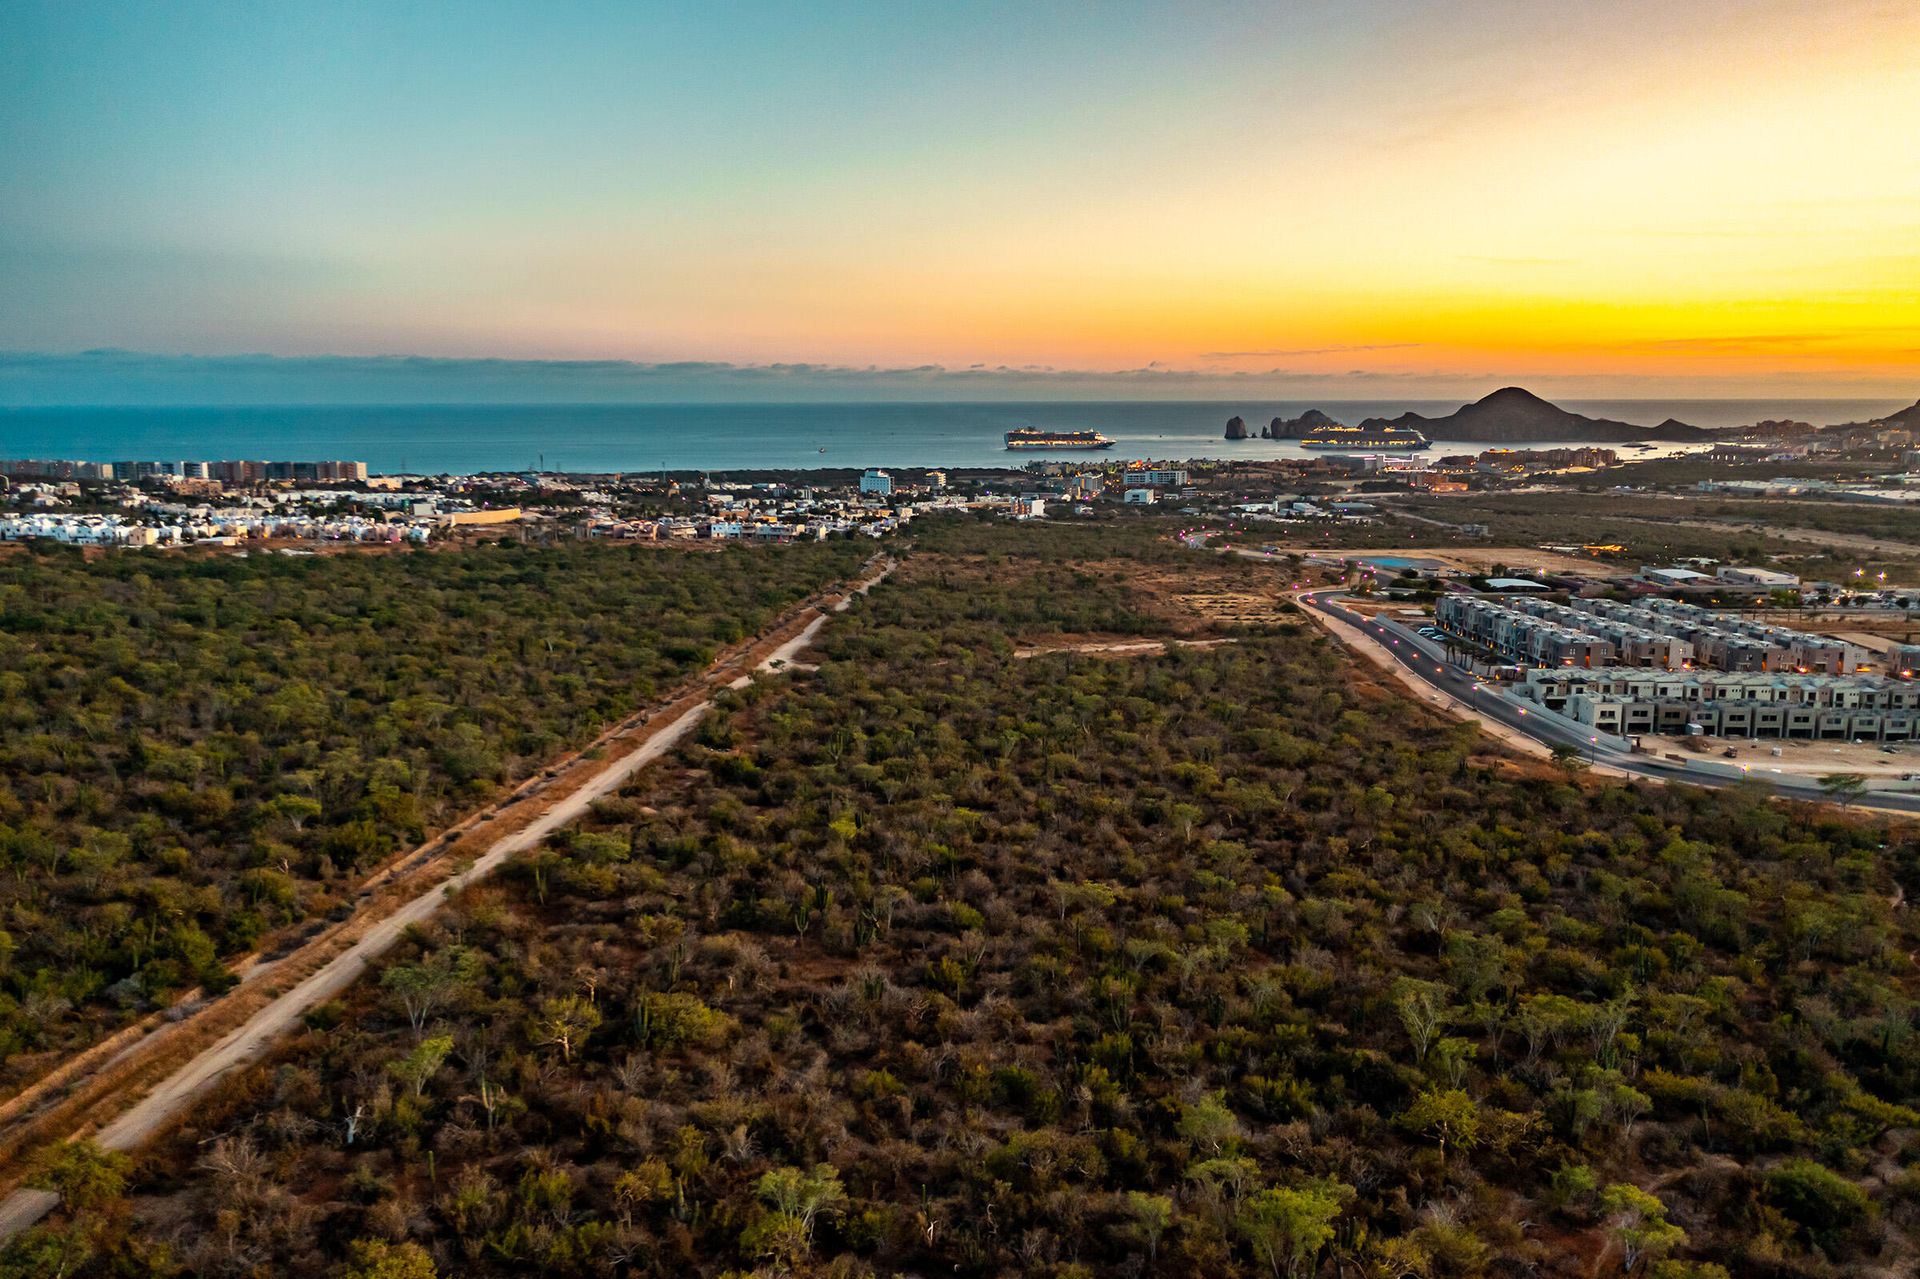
[0,400,1903,476]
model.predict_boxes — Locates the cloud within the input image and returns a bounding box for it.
[1200,343,1423,359]
[0,348,1464,406]
[6,349,1909,407]
[1628,334,1851,352]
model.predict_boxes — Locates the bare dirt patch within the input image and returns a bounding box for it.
[1674,734,1920,779]
[1014,636,1240,659]
[1174,592,1288,623]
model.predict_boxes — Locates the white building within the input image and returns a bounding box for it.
[859,469,894,496]
[1518,667,1920,741]
[1639,565,1715,588]
[1718,565,1801,589]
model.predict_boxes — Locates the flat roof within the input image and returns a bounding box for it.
[1485,577,1549,590]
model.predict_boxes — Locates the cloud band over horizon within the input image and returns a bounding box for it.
[1,349,1913,407]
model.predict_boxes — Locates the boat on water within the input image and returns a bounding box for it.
[1005,428,1115,451]
[1299,423,1430,452]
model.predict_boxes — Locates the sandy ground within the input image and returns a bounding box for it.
[0,558,893,1243]
[1680,734,1920,778]
[1833,631,1897,654]
[1014,637,1240,659]
[1655,516,1920,557]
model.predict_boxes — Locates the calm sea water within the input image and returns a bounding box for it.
[0,401,1903,475]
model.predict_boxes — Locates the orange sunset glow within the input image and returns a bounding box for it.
[4,0,1917,398]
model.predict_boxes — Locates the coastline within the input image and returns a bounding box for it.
[0,399,1901,476]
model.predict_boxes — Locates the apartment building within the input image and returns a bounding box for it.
[1568,597,1868,674]
[1434,595,1680,669]
[1518,668,1920,741]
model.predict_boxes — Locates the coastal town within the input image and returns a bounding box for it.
[8,392,1920,559]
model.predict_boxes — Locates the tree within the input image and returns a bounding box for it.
[381,948,478,1041]
[25,1140,131,1213]
[1122,1191,1174,1263]
[742,1164,847,1266]
[1392,978,1450,1062]
[1186,1156,1263,1215]
[613,1158,674,1226]
[1178,1090,1241,1156]
[256,793,323,837]
[1550,742,1589,778]
[1606,1082,1653,1142]
[1600,1183,1685,1274]
[1817,772,1867,810]
[1236,1180,1354,1279]
[1764,1159,1871,1251]
[0,1223,97,1279]
[339,1238,438,1279]
[387,1035,453,1098]
[1399,1088,1480,1164]
[531,994,601,1064]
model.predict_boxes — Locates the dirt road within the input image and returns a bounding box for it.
[0,558,893,1243]
[1014,637,1239,659]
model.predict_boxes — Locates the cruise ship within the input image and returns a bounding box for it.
[1005,428,1115,451]
[1299,422,1431,452]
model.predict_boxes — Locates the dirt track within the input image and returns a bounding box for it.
[1014,637,1239,659]
[0,558,893,1242]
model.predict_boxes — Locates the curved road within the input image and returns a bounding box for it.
[1297,591,1920,818]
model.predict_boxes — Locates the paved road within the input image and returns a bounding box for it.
[1297,591,1920,818]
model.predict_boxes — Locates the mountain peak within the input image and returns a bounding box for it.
[1355,386,1703,442]
[1477,386,1552,407]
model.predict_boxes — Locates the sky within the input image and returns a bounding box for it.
[3,0,1918,402]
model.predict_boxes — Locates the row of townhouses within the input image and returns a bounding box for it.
[1516,668,1920,741]
[1435,593,1873,674]
[1572,597,1870,673]
[1433,595,1683,668]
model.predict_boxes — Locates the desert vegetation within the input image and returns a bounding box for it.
[8,519,1918,1277]
[0,538,867,1080]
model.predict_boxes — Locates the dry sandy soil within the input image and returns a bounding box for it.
[1682,734,1920,779]
[1014,636,1240,659]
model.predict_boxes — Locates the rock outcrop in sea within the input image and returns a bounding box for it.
[1264,409,1339,439]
